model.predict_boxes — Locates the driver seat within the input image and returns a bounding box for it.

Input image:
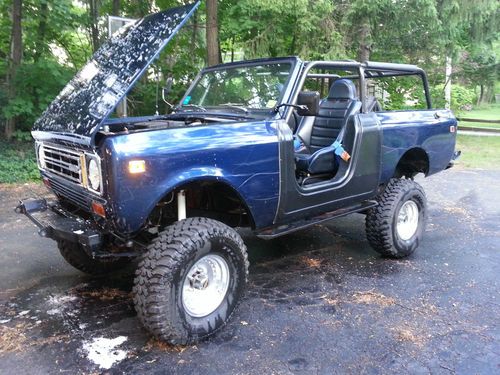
[295,79,361,175]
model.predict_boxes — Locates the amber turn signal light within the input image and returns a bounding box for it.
[92,201,106,218]
[128,160,146,174]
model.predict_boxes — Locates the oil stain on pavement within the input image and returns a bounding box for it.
[0,169,499,374]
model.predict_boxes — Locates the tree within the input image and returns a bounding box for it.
[5,0,22,140]
[0,0,497,141]
[220,0,340,60]
[206,0,220,66]
[88,0,100,52]
[339,0,441,63]
[460,46,498,104]
[340,0,382,62]
[112,0,120,16]
[434,0,499,106]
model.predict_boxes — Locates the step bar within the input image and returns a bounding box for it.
[255,200,378,239]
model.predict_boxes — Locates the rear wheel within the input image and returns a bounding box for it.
[365,178,427,258]
[133,217,248,345]
[57,240,131,275]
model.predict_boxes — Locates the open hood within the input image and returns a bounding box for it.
[33,2,200,142]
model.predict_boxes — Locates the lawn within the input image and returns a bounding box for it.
[458,103,500,129]
[455,134,500,169]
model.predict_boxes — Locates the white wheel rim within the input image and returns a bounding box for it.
[396,200,420,241]
[182,254,230,318]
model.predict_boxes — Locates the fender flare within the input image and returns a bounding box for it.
[144,167,257,229]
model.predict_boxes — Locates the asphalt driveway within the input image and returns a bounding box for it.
[0,168,499,374]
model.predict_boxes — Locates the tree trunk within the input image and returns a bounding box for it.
[444,55,452,109]
[485,84,495,103]
[112,0,120,16]
[478,84,484,105]
[34,1,48,62]
[89,0,100,52]
[230,36,235,63]
[32,1,49,112]
[5,0,23,140]
[134,0,148,17]
[191,11,198,64]
[358,20,371,62]
[206,0,220,66]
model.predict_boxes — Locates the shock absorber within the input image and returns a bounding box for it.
[177,190,186,220]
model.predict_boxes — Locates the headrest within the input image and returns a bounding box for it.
[297,91,320,116]
[328,79,357,100]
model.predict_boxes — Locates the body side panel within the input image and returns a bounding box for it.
[377,110,457,183]
[102,120,280,233]
[276,113,381,223]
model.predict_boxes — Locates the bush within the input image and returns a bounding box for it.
[0,140,40,184]
[430,84,477,112]
[1,59,74,132]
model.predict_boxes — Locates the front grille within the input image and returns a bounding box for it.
[41,144,82,184]
[49,178,90,210]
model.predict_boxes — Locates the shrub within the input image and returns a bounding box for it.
[430,84,477,113]
[0,140,40,184]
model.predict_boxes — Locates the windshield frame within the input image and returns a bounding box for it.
[178,57,300,118]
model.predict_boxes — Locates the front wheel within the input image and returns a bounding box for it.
[133,217,248,345]
[365,178,427,258]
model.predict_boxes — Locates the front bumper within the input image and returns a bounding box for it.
[16,198,103,253]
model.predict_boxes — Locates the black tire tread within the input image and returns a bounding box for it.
[365,178,426,258]
[58,240,131,275]
[133,217,248,345]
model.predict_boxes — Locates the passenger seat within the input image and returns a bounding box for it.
[295,79,361,175]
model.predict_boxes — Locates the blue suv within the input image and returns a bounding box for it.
[17,2,459,344]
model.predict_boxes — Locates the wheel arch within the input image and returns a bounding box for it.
[146,176,257,230]
[393,147,430,178]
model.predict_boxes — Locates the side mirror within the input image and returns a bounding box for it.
[297,91,320,116]
[162,77,174,108]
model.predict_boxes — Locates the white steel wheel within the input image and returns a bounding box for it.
[133,217,248,345]
[365,178,427,258]
[396,200,420,241]
[182,254,231,318]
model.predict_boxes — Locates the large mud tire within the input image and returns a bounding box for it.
[366,178,427,258]
[133,217,249,345]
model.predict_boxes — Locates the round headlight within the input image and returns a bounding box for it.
[88,159,100,191]
[38,146,46,169]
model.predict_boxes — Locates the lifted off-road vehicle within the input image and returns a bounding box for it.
[17,2,459,344]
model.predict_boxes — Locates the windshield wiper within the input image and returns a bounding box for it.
[163,112,252,121]
[175,104,207,112]
[218,103,249,114]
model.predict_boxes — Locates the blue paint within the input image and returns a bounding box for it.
[376,110,457,183]
[30,49,457,238]
[102,120,280,233]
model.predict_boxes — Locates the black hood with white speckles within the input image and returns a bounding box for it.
[33,2,199,140]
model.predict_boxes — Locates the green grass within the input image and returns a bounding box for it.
[0,140,40,184]
[458,103,500,129]
[455,134,500,169]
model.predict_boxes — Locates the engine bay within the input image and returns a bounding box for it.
[99,113,238,135]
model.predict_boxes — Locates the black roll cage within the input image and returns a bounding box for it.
[285,60,432,120]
